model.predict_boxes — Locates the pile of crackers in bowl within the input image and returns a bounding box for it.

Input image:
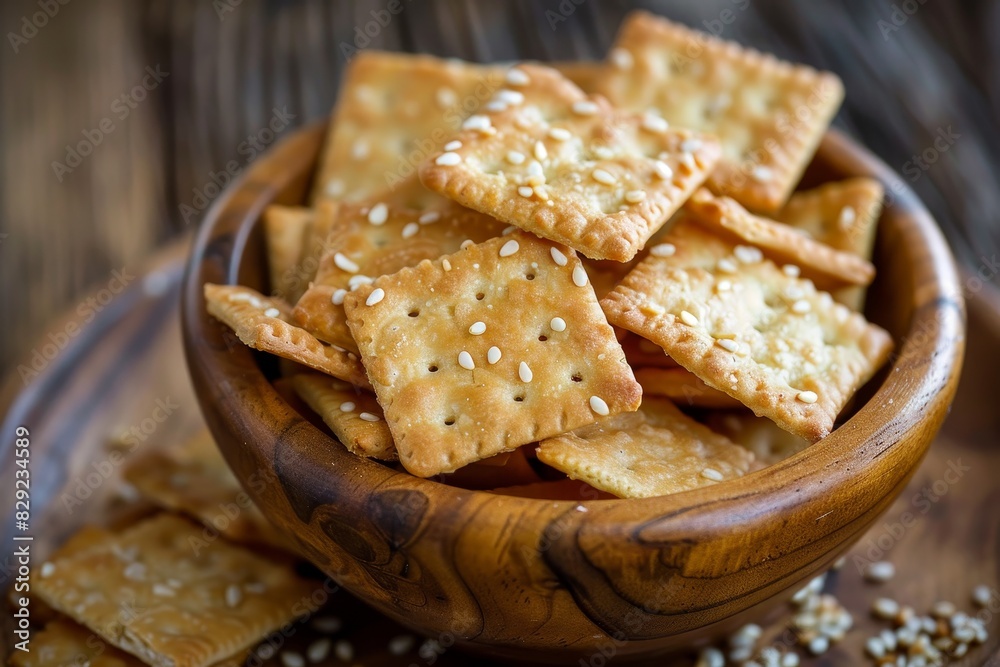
[206,10,893,499]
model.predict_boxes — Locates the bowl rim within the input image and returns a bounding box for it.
[182,121,965,544]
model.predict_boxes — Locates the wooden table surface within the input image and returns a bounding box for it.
[1,0,1000,375]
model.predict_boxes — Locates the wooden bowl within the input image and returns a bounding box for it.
[181,123,965,664]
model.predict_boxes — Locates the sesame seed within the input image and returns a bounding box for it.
[589,396,610,416]
[796,390,818,404]
[518,361,533,383]
[419,211,440,224]
[783,264,801,278]
[791,299,811,314]
[548,127,571,141]
[518,186,534,197]
[864,561,895,582]
[462,115,492,132]
[359,412,380,422]
[225,584,243,608]
[264,307,280,318]
[752,165,773,182]
[339,401,355,412]
[641,113,669,133]
[499,239,520,257]
[808,636,829,655]
[640,302,665,317]
[679,152,696,171]
[625,190,646,203]
[526,159,544,180]
[397,223,420,241]
[653,160,673,180]
[366,288,385,306]
[593,146,614,161]
[443,140,462,151]
[351,139,369,160]
[435,152,462,166]
[310,615,342,633]
[716,258,737,273]
[701,468,724,481]
[972,585,992,607]
[484,100,507,113]
[680,138,703,153]
[591,168,615,185]
[458,351,475,370]
[280,652,305,667]
[334,252,359,273]
[534,141,548,161]
[460,239,474,250]
[572,100,598,115]
[325,178,344,197]
[680,310,699,326]
[716,279,732,292]
[650,243,675,257]
[502,225,517,236]
[550,317,566,332]
[550,247,568,266]
[40,562,54,578]
[931,601,957,618]
[469,321,487,335]
[610,47,633,69]
[572,265,588,287]
[717,338,739,353]
[698,648,725,667]
[506,150,525,165]
[734,245,763,263]
[348,274,373,290]
[388,635,416,656]
[442,259,452,271]
[865,637,886,659]
[505,68,530,86]
[124,562,146,580]
[495,89,524,106]
[331,289,347,306]
[306,639,331,663]
[487,346,502,364]
[153,583,175,597]
[436,87,457,108]
[334,641,354,662]
[838,206,856,230]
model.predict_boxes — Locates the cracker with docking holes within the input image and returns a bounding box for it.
[634,366,742,408]
[312,50,502,204]
[600,218,893,441]
[536,397,753,498]
[262,204,314,304]
[293,186,506,353]
[10,618,247,667]
[773,177,885,310]
[684,188,875,289]
[32,514,317,667]
[204,283,370,388]
[291,373,397,460]
[123,430,288,549]
[343,231,642,477]
[419,63,721,262]
[596,10,844,212]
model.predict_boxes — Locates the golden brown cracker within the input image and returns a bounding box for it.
[33,514,317,667]
[536,397,753,498]
[311,50,502,204]
[344,231,642,477]
[262,205,314,304]
[634,366,742,408]
[600,218,893,441]
[596,10,844,212]
[204,283,370,388]
[290,374,396,460]
[684,188,875,289]
[419,63,721,261]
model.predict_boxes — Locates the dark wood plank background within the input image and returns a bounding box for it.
[2,0,998,375]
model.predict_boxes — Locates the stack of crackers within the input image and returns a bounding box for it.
[206,11,893,499]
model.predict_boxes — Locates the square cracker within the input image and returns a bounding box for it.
[634,366,742,408]
[10,618,246,667]
[33,514,317,667]
[773,177,884,310]
[596,10,844,212]
[204,283,370,388]
[684,188,875,290]
[292,187,506,352]
[419,63,721,262]
[291,373,397,460]
[536,397,754,498]
[262,204,313,304]
[311,50,502,204]
[123,430,288,550]
[343,231,642,477]
[600,218,893,441]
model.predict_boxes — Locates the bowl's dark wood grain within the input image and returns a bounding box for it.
[180,125,965,663]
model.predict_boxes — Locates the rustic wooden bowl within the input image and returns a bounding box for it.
[181,122,965,664]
